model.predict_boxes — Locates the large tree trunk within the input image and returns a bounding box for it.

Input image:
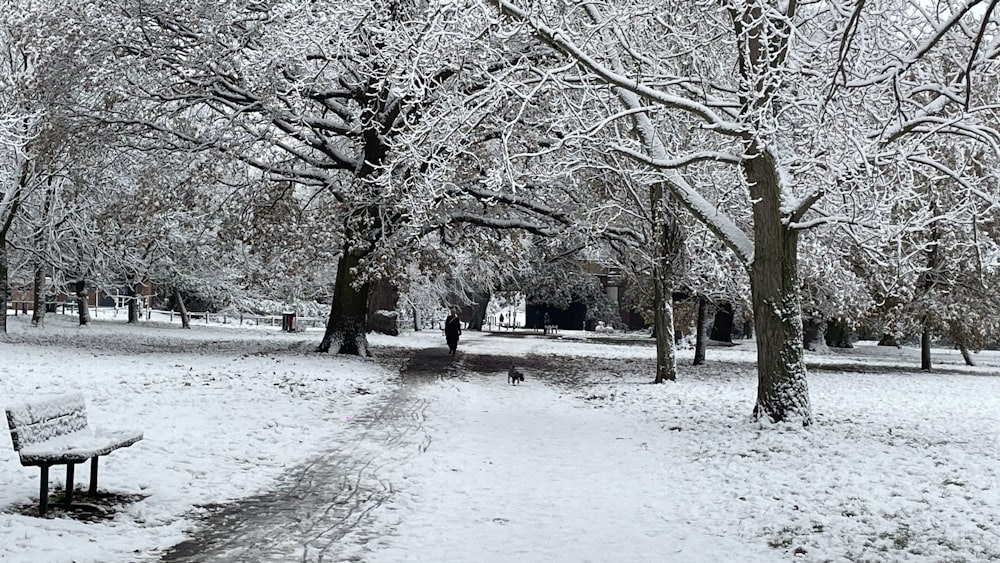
[366,279,399,336]
[31,265,45,327]
[75,279,90,326]
[825,319,853,348]
[693,295,713,366]
[746,151,812,425]
[318,243,370,356]
[173,287,191,329]
[802,313,827,352]
[465,290,490,331]
[651,184,680,383]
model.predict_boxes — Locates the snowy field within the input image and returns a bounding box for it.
[1,312,1000,562]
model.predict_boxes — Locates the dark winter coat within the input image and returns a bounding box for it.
[445,314,462,347]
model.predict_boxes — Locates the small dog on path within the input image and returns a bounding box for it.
[508,364,525,385]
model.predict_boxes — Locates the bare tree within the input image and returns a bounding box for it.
[489,0,1000,424]
[98,0,515,354]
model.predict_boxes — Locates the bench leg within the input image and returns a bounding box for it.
[64,463,75,507]
[39,466,49,517]
[89,457,99,495]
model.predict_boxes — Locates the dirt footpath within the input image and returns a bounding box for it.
[158,343,608,562]
[159,348,448,562]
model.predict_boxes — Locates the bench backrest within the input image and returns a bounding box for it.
[6,393,89,451]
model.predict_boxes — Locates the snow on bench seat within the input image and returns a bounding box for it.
[17,428,144,465]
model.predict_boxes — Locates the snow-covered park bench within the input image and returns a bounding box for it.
[5,393,143,516]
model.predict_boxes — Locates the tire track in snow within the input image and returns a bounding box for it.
[159,348,450,562]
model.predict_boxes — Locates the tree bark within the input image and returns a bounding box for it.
[173,287,190,329]
[127,284,140,324]
[0,247,8,334]
[366,278,399,336]
[651,271,676,382]
[959,343,974,366]
[651,184,680,383]
[31,265,46,327]
[466,290,490,331]
[948,320,974,366]
[0,159,26,334]
[75,279,90,326]
[802,314,827,352]
[746,151,812,425]
[31,179,56,328]
[825,319,853,348]
[919,203,939,370]
[693,295,713,366]
[318,242,370,355]
[920,321,932,371]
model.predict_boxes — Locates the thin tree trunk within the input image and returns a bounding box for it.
[959,343,974,366]
[0,161,26,334]
[651,184,680,383]
[412,304,420,331]
[746,151,812,425]
[0,247,8,334]
[318,243,370,356]
[127,284,140,324]
[919,203,939,370]
[173,287,190,329]
[652,272,676,382]
[742,312,753,340]
[693,295,712,366]
[31,178,56,328]
[31,265,45,327]
[75,279,90,326]
[920,321,932,371]
[949,320,974,366]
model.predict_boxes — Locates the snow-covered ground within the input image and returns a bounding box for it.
[2,312,1000,562]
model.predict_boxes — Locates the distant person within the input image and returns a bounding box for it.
[444,306,462,355]
[499,313,505,329]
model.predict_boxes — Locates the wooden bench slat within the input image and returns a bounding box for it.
[6,393,89,450]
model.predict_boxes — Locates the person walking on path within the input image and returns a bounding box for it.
[444,306,462,355]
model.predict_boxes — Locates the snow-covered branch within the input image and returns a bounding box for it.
[614,146,743,169]
[493,0,749,138]
[445,213,556,237]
